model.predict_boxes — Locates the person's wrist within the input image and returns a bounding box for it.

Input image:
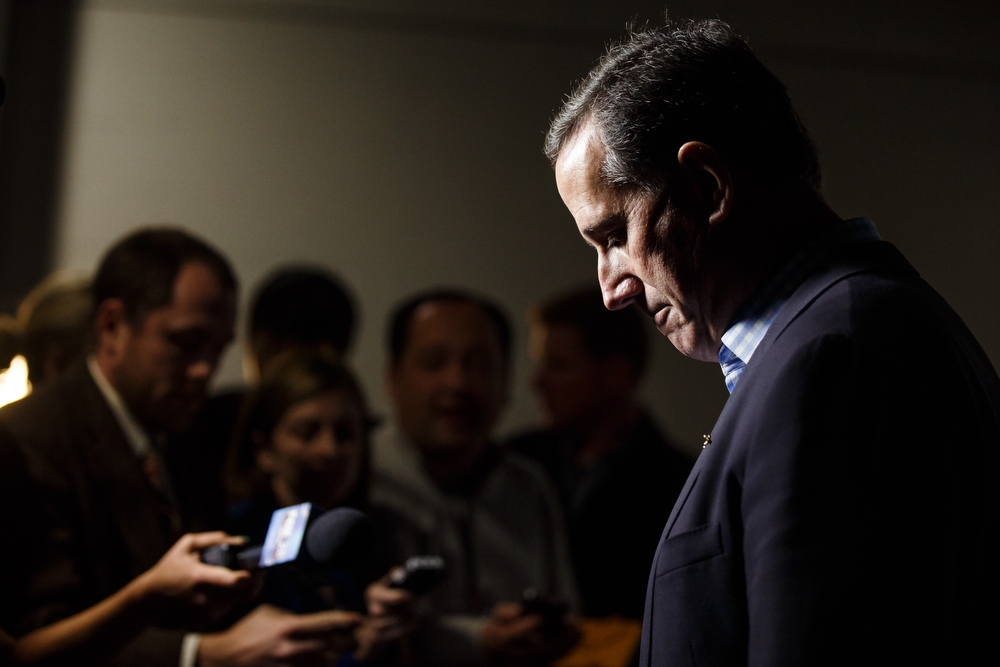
[351,636,380,662]
[118,569,159,622]
[195,632,228,667]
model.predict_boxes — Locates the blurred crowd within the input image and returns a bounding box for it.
[0,227,693,667]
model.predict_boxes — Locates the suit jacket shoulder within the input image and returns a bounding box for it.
[642,240,1000,667]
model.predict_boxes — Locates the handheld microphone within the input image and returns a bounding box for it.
[202,506,372,570]
[201,543,264,570]
[305,506,372,568]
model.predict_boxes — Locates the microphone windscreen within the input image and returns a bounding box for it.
[305,507,373,568]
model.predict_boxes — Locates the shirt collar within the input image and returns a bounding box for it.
[87,356,153,458]
[718,217,881,393]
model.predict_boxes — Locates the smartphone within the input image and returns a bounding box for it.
[521,587,568,631]
[388,555,448,595]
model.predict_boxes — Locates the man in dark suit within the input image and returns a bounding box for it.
[508,286,692,619]
[544,18,999,666]
[0,229,360,667]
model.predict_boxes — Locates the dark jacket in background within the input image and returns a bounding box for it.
[641,240,1000,666]
[176,388,244,508]
[0,364,224,666]
[0,437,50,636]
[508,413,693,619]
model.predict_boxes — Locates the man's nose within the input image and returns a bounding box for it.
[316,428,339,458]
[529,364,541,389]
[599,254,643,311]
[442,359,470,389]
[187,358,215,381]
[529,363,548,394]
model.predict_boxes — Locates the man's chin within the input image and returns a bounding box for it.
[540,411,574,433]
[652,304,673,329]
[663,325,718,362]
[155,400,205,434]
[420,426,487,453]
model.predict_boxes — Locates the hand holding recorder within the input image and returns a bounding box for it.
[352,556,448,661]
[3,531,252,666]
[481,588,579,666]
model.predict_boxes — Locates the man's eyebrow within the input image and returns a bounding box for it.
[582,214,624,241]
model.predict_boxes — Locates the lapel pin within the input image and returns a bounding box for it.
[702,434,712,449]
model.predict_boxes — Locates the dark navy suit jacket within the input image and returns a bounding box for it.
[640,239,1000,666]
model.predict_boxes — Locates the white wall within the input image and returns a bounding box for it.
[53,0,1000,455]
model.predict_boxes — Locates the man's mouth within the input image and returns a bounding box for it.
[435,404,481,427]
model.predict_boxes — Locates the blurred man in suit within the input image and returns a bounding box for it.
[546,18,1000,667]
[0,228,359,667]
[508,286,691,619]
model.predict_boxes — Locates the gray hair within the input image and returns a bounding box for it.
[545,19,821,195]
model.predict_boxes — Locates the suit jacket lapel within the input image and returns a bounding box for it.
[741,240,917,382]
[658,465,704,540]
[69,368,175,573]
[687,240,920,541]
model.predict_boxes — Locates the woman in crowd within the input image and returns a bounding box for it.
[225,349,413,664]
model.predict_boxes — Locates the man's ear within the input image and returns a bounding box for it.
[93,298,131,363]
[677,141,733,226]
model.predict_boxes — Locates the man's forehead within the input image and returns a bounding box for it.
[147,262,235,332]
[171,262,233,306]
[540,321,585,341]
[408,300,500,348]
[531,322,585,353]
[555,124,606,191]
[554,124,622,233]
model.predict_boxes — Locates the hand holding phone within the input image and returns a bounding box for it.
[387,556,448,595]
[520,587,569,634]
[483,598,578,661]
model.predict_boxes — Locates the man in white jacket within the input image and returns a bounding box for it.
[371,289,579,666]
